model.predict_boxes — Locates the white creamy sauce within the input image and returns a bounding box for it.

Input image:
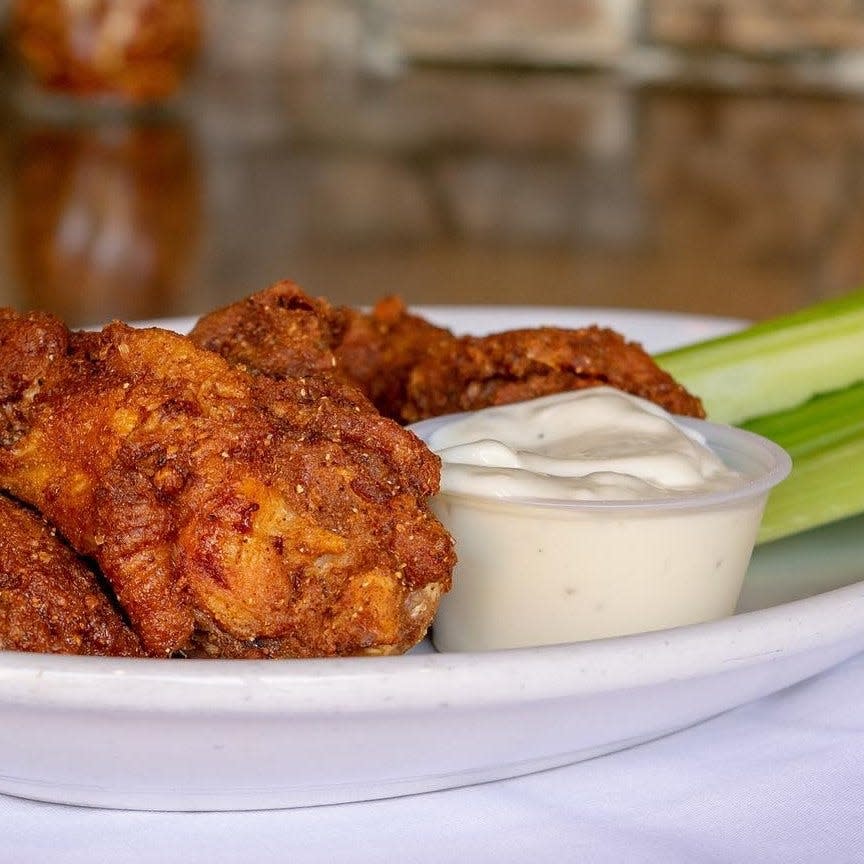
[413,388,771,652]
[424,388,742,503]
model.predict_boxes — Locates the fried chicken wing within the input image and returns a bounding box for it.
[188,280,353,382]
[401,326,706,422]
[189,283,705,425]
[334,295,454,420]
[0,310,454,658]
[0,493,142,656]
[190,282,454,421]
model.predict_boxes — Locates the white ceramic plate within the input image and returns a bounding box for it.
[1,307,863,813]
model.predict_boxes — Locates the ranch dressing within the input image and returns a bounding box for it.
[424,388,742,503]
[410,388,781,652]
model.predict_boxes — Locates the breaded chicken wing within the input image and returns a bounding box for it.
[191,282,705,424]
[188,280,354,383]
[190,282,454,421]
[0,310,454,658]
[402,326,706,422]
[334,295,454,421]
[0,493,142,656]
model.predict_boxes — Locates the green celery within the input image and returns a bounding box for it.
[742,381,864,544]
[655,288,864,425]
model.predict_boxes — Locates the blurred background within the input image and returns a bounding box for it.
[2,0,864,326]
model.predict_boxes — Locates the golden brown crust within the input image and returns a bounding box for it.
[334,295,455,421]
[0,311,454,658]
[190,283,704,424]
[402,326,706,422]
[190,284,455,422]
[189,280,354,383]
[0,493,142,656]
[0,308,70,448]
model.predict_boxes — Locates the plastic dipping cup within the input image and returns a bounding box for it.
[410,414,792,652]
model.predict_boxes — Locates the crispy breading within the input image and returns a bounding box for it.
[0,493,142,656]
[190,283,705,424]
[190,283,454,421]
[0,310,454,658]
[401,326,706,422]
[188,280,353,383]
[334,295,454,421]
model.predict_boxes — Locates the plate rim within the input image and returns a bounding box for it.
[1,575,864,714]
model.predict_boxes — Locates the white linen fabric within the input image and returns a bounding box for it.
[2,651,863,864]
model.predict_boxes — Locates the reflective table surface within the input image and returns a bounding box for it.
[2,64,864,325]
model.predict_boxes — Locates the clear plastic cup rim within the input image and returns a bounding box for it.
[409,413,792,514]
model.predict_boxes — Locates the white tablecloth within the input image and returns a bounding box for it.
[3,651,864,863]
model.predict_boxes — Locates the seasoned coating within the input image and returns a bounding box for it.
[190,283,454,421]
[188,280,353,383]
[0,493,142,656]
[334,295,454,421]
[190,283,704,425]
[0,310,454,658]
[402,326,706,423]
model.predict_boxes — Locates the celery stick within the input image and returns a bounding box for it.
[655,288,864,424]
[753,437,864,544]
[742,382,864,544]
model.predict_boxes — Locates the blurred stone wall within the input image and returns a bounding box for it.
[4,0,864,319]
[6,1,864,87]
[647,1,864,55]
[197,0,864,89]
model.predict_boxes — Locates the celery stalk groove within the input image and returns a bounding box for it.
[651,288,864,542]
[742,382,864,544]
[655,288,864,425]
